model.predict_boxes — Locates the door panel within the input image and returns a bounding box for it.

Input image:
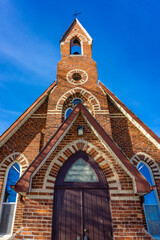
[52,189,82,240]
[83,189,112,240]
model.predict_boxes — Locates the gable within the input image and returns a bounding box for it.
[60,18,92,44]
[13,103,151,195]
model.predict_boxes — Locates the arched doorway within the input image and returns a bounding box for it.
[52,150,113,240]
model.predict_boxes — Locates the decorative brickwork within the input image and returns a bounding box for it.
[42,140,121,192]
[0,18,159,239]
[56,87,101,112]
[0,153,29,197]
[130,152,160,198]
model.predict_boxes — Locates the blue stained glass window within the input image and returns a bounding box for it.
[72,98,82,105]
[65,108,72,119]
[138,162,160,239]
[4,163,20,203]
[0,162,20,235]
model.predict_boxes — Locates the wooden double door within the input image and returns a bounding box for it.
[52,151,113,240]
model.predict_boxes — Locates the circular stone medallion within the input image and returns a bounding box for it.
[66,69,88,85]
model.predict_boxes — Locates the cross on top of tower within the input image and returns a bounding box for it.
[73,12,82,17]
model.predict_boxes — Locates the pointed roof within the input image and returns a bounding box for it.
[0,81,57,147]
[13,103,151,195]
[99,81,160,149]
[60,18,92,43]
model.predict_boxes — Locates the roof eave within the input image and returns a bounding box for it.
[99,81,160,149]
[60,18,92,43]
[0,81,57,147]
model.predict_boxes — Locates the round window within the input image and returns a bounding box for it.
[72,73,82,81]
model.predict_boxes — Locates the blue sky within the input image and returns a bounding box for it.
[0,0,160,137]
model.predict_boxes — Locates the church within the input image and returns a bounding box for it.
[0,18,160,240]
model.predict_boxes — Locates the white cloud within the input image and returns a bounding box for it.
[0,107,22,116]
[0,1,59,78]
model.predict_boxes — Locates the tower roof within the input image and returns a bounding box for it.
[60,18,92,43]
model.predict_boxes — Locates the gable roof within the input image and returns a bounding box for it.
[13,103,151,195]
[99,81,160,149]
[0,81,57,147]
[60,18,92,43]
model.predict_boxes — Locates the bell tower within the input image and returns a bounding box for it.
[44,18,112,143]
[57,18,98,86]
[60,18,92,58]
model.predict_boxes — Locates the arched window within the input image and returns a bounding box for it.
[65,108,72,119]
[70,38,82,55]
[65,99,83,119]
[0,162,20,236]
[72,98,83,105]
[137,162,160,239]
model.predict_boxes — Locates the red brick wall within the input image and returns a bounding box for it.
[11,113,152,239]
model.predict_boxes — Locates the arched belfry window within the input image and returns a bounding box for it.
[0,162,20,236]
[137,162,160,239]
[70,37,82,55]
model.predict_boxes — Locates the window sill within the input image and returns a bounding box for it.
[69,55,85,57]
[0,235,12,240]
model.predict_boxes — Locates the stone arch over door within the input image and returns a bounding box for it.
[52,150,113,240]
[43,140,121,192]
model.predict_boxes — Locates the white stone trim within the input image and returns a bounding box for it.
[110,196,139,201]
[66,33,88,43]
[0,153,29,170]
[83,115,138,193]
[42,140,121,191]
[130,152,160,180]
[95,110,109,114]
[110,190,134,194]
[56,87,101,111]
[26,194,53,200]
[75,18,92,43]
[30,115,78,191]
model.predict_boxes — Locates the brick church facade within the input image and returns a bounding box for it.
[0,19,160,240]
